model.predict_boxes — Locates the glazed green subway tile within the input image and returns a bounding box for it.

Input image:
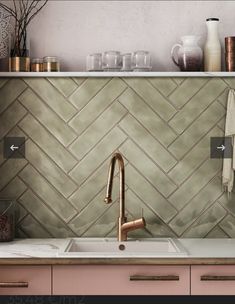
[15,228,28,238]
[19,190,75,237]
[69,177,120,235]
[223,77,235,89]
[25,140,77,198]
[19,165,77,222]
[125,164,177,222]
[0,141,3,166]
[0,78,26,114]
[6,125,28,139]
[82,202,118,237]
[72,77,87,86]
[206,226,229,238]
[147,77,177,96]
[169,101,225,159]
[24,78,77,122]
[169,78,208,109]
[19,114,77,172]
[15,203,28,223]
[182,203,227,238]
[0,158,27,191]
[128,229,153,238]
[0,76,231,238]
[69,78,110,109]
[169,78,227,134]
[118,88,177,147]
[172,77,185,85]
[217,87,229,108]
[0,101,27,140]
[19,88,77,146]
[126,189,176,237]
[0,177,27,199]
[219,214,235,238]
[19,214,52,238]
[217,117,225,131]
[169,158,222,210]
[69,127,127,185]
[120,139,177,197]
[169,177,223,235]
[69,159,112,211]
[69,101,127,160]
[124,78,176,121]
[0,78,8,89]
[168,127,223,185]
[69,78,127,134]
[218,191,235,215]
[119,114,177,172]
[47,77,77,97]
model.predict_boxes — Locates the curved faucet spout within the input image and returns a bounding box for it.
[104,153,125,218]
[104,152,146,241]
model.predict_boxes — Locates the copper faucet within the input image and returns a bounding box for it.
[104,152,146,242]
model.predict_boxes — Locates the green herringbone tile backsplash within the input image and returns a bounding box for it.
[0,76,234,238]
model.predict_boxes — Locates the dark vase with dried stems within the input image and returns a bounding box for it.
[0,0,47,72]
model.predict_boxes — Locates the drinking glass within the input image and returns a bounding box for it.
[102,51,122,71]
[43,56,60,72]
[132,51,151,71]
[122,53,132,71]
[86,53,102,71]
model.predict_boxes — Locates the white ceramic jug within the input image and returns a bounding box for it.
[171,35,203,71]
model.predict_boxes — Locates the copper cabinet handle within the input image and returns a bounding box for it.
[0,282,29,288]
[130,275,179,281]
[201,275,235,281]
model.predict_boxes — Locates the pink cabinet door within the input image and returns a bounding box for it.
[53,265,190,295]
[191,265,235,295]
[0,266,51,295]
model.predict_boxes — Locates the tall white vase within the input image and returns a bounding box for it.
[204,18,221,72]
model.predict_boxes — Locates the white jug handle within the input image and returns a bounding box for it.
[171,44,182,67]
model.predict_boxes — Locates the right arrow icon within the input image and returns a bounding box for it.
[217,144,226,151]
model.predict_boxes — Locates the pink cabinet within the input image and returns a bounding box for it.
[191,265,235,295]
[53,265,190,295]
[0,266,51,295]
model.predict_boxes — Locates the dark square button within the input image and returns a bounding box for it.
[3,137,25,159]
[210,137,232,159]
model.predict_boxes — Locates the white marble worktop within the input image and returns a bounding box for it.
[1,72,235,77]
[1,238,235,260]
[0,238,70,258]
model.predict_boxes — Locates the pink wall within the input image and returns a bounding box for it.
[27,1,235,71]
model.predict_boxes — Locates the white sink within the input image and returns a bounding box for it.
[58,238,188,258]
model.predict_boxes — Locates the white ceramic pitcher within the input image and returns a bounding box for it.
[171,35,203,71]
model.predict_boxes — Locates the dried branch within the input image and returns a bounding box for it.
[0,0,48,57]
[27,1,47,26]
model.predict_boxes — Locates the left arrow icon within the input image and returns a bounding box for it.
[10,145,19,151]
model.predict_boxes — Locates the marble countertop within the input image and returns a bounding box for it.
[0,238,70,258]
[1,238,235,265]
[1,71,235,77]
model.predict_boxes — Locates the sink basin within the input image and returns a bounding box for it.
[58,238,188,257]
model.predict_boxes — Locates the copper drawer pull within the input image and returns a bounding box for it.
[201,275,235,281]
[0,282,29,288]
[130,275,179,281]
